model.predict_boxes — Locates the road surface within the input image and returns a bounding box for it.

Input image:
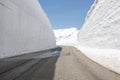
[0,46,120,80]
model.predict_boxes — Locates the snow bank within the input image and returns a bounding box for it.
[0,0,56,59]
[76,45,120,74]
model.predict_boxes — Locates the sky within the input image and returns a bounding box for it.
[38,0,94,29]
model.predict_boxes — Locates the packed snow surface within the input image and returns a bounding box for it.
[0,0,56,59]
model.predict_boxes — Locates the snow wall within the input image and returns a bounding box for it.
[0,0,56,59]
[78,0,120,49]
[78,0,120,74]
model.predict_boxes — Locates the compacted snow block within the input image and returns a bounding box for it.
[78,0,120,49]
[0,0,56,59]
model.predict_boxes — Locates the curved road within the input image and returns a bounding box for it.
[0,46,120,80]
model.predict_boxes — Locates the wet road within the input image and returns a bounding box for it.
[0,46,120,80]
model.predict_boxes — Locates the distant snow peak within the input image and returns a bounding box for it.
[54,27,79,45]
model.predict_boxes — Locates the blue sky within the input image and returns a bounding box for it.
[38,0,94,29]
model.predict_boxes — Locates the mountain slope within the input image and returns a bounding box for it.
[54,28,79,45]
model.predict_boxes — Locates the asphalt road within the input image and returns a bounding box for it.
[0,46,120,80]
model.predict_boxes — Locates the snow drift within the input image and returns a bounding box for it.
[0,0,56,59]
[78,0,120,74]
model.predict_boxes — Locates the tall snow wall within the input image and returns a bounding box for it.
[78,0,120,49]
[0,0,56,59]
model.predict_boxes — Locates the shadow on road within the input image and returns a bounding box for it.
[28,47,62,80]
[0,47,62,80]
